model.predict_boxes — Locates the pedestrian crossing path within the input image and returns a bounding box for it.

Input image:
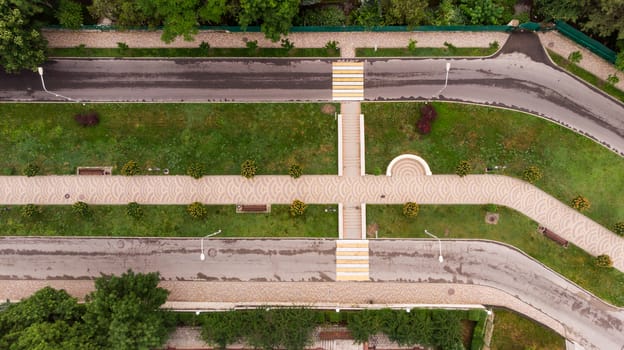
[332,62,364,101]
[336,240,369,281]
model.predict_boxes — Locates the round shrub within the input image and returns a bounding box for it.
[187,163,205,179]
[126,202,144,220]
[56,0,83,29]
[571,195,590,212]
[522,166,543,183]
[403,202,419,218]
[455,160,471,177]
[614,222,624,236]
[289,164,303,179]
[72,201,92,218]
[121,160,140,176]
[290,199,307,217]
[187,202,208,220]
[23,164,40,177]
[594,254,613,268]
[21,204,41,218]
[241,159,257,179]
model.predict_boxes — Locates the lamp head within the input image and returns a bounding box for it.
[200,253,205,261]
[37,67,43,75]
[446,62,451,71]
[438,255,444,263]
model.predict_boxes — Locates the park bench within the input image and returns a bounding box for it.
[76,166,112,175]
[538,225,569,248]
[236,204,270,214]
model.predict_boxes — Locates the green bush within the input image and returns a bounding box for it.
[522,165,543,183]
[325,40,339,51]
[484,203,498,213]
[407,39,417,51]
[280,38,294,50]
[126,202,144,220]
[56,0,83,29]
[571,195,591,212]
[187,202,208,219]
[489,41,499,51]
[402,202,419,218]
[23,163,40,177]
[121,160,140,176]
[614,222,624,236]
[443,41,457,51]
[298,6,346,26]
[21,204,41,218]
[72,201,92,218]
[606,73,620,85]
[568,51,583,64]
[455,160,471,177]
[199,41,210,52]
[241,159,257,179]
[246,40,258,50]
[595,254,613,268]
[186,163,205,179]
[117,42,129,50]
[290,199,307,216]
[289,164,303,179]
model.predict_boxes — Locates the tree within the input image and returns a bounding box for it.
[402,202,419,218]
[460,0,504,25]
[187,162,205,179]
[432,0,465,25]
[568,51,583,64]
[121,160,140,175]
[0,0,47,73]
[136,0,227,43]
[23,163,39,177]
[290,199,307,216]
[126,202,144,219]
[238,0,300,41]
[0,287,89,349]
[583,0,624,40]
[88,0,148,27]
[56,0,83,29]
[571,195,591,211]
[384,0,428,27]
[83,270,171,350]
[201,311,244,349]
[347,309,381,344]
[614,222,624,236]
[455,160,471,177]
[616,51,624,71]
[534,0,589,22]
[522,165,543,183]
[21,204,41,218]
[241,159,257,178]
[594,254,613,267]
[289,163,302,178]
[187,201,208,219]
[72,201,92,218]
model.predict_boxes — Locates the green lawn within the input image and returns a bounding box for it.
[490,309,565,350]
[0,103,338,175]
[0,204,338,237]
[367,205,624,306]
[547,50,624,103]
[47,47,339,58]
[356,46,497,57]
[363,102,624,231]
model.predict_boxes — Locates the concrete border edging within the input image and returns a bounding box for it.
[386,154,433,176]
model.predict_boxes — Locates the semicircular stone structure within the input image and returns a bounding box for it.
[386,154,432,176]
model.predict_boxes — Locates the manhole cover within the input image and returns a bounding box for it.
[448,288,455,295]
[116,240,125,249]
[64,193,70,199]
[207,248,217,257]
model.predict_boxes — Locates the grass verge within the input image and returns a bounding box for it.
[366,205,624,306]
[490,309,565,350]
[0,204,338,237]
[0,103,338,175]
[547,50,624,102]
[47,47,340,58]
[356,46,497,57]
[363,102,624,231]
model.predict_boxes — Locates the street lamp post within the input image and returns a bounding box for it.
[434,62,452,97]
[423,229,443,263]
[37,66,80,102]
[200,229,222,261]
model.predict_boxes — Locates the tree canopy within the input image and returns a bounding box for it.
[238,0,300,42]
[0,0,48,73]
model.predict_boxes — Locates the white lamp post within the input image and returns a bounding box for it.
[443,62,451,90]
[200,229,222,261]
[424,229,444,263]
[37,66,80,102]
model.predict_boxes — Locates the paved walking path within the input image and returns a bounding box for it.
[1,174,622,270]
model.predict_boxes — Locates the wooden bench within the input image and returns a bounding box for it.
[76,166,112,175]
[538,225,569,248]
[236,204,270,214]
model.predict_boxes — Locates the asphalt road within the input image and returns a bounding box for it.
[0,33,622,154]
[1,237,621,349]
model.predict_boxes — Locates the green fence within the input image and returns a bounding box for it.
[555,20,617,63]
[45,24,513,33]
